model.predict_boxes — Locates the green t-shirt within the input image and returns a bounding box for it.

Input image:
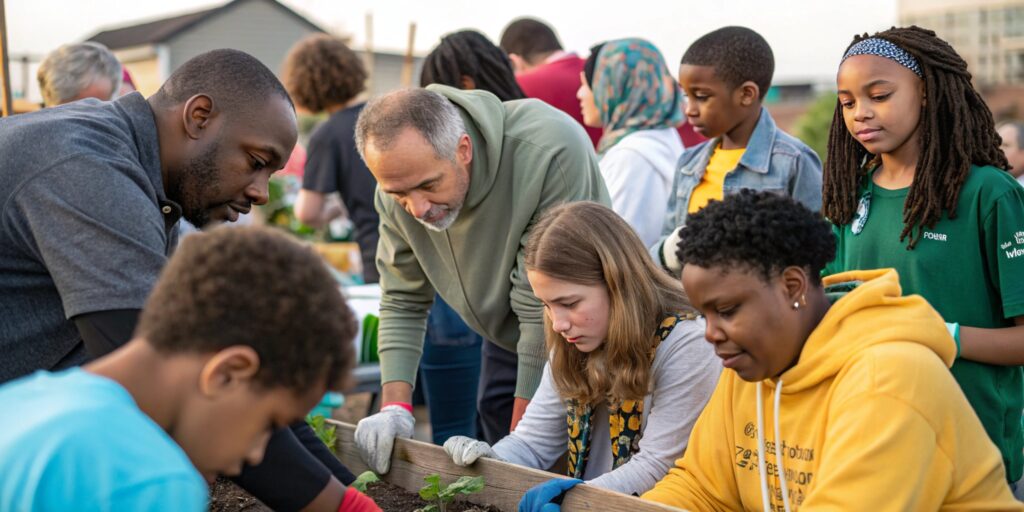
[824,165,1024,482]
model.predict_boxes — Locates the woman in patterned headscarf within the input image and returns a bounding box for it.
[576,38,685,247]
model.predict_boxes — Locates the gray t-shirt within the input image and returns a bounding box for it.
[0,93,180,382]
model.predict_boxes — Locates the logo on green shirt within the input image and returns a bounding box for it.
[1005,231,1024,258]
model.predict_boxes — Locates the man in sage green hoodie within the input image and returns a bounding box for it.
[352,85,609,474]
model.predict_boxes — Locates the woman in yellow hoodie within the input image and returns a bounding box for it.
[642,190,1021,511]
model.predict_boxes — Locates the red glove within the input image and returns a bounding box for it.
[338,487,381,512]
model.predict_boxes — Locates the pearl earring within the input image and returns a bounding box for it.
[792,301,800,310]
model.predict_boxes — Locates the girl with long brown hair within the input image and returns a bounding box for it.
[442,201,719,498]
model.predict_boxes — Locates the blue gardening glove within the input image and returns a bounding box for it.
[518,478,583,512]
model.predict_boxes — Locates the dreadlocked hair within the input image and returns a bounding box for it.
[420,30,526,102]
[823,26,1009,249]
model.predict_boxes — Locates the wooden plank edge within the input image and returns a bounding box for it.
[327,420,685,512]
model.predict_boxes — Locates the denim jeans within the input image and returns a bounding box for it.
[419,295,483,445]
[476,340,517,445]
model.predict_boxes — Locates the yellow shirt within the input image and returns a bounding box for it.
[687,146,745,213]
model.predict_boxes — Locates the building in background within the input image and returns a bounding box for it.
[900,0,1024,86]
[87,0,325,96]
[86,0,421,98]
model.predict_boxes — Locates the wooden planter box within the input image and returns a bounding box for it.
[328,420,684,512]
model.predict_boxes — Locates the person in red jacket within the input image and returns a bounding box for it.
[499,18,703,149]
[499,18,603,148]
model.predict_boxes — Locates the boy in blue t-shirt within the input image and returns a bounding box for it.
[0,227,375,511]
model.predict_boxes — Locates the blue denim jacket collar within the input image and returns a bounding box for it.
[679,107,777,176]
[735,107,777,174]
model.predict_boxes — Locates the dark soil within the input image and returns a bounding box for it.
[209,478,273,512]
[209,478,503,512]
[364,480,503,512]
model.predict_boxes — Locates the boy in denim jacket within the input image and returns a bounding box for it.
[652,26,822,275]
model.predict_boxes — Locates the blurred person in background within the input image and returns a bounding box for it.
[37,42,122,107]
[997,121,1024,186]
[118,68,137,97]
[421,29,525,102]
[499,17,602,147]
[283,34,379,284]
[577,38,685,247]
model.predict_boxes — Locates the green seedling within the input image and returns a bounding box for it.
[415,474,485,512]
[351,471,380,492]
[305,414,337,455]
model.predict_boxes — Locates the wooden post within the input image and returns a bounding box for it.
[19,54,27,99]
[363,11,374,94]
[400,22,416,88]
[329,420,685,512]
[0,0,13,117]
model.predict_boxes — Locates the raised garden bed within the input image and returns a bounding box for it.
[364,479,500,511]
[329,420,685,512]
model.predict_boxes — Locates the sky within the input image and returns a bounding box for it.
[5,0,899,99]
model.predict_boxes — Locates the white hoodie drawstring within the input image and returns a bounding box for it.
[774,380,791,512]
[756,384,770,512]
[756,380,791,512]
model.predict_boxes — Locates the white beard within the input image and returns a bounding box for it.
[417,206,461,231]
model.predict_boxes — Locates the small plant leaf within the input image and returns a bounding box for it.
[305,414,338,455]
[419,474,442,501]
[439,475,485,501]
[351,471,379,492]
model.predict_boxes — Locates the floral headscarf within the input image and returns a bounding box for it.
[591,38,684,155]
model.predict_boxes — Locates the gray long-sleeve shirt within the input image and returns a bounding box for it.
[492,317,720,496]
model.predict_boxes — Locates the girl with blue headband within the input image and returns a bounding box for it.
[823,26,1024,493]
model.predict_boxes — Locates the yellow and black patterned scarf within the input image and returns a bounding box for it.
[565,313,694,478]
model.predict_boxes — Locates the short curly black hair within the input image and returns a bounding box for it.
[681,26,774,100]
[137,226,356,392]
[677,190,836,283]
[282,34,367,113]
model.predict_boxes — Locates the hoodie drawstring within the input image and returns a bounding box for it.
[756,380,791,512]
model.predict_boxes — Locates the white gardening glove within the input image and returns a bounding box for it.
[660,228,685,276]
[443,435,499,466]
[354,405,415,474]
